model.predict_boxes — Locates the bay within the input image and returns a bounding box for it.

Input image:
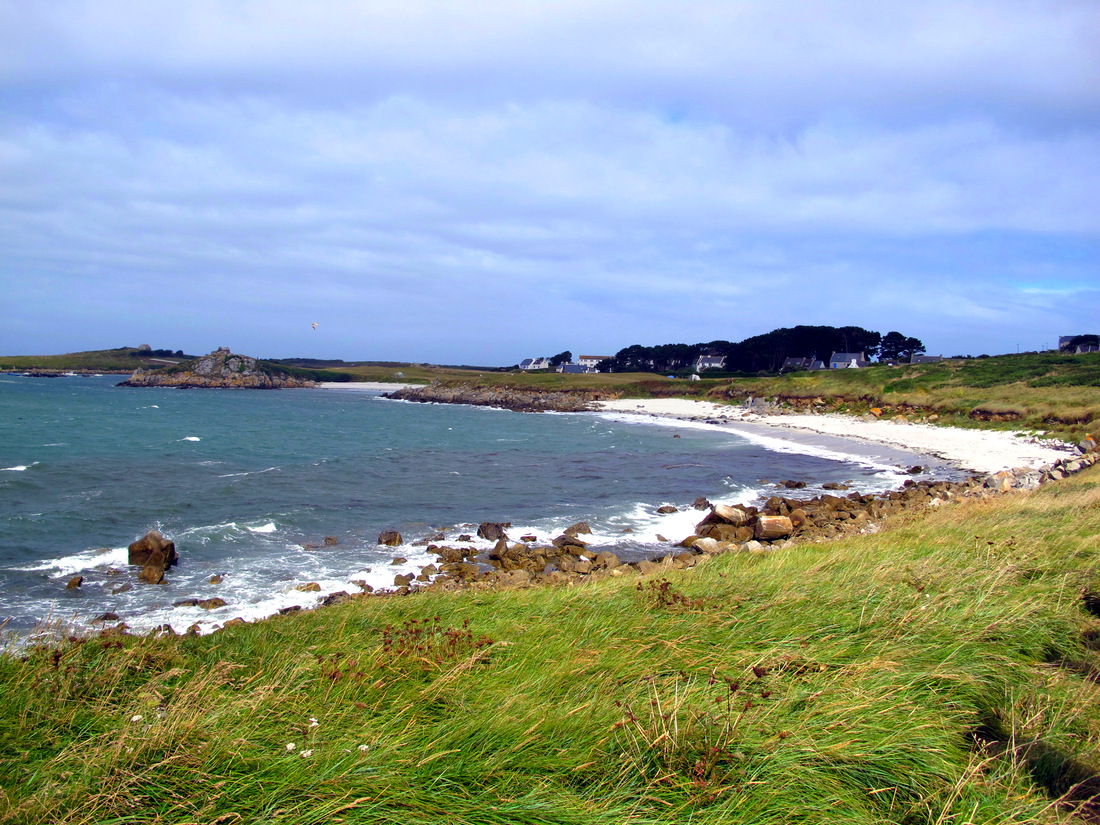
[0,375,954,638]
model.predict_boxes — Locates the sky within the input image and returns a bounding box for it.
[2,1,1098,365]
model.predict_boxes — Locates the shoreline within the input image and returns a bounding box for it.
[593,398,1071,476]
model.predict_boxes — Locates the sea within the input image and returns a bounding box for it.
[0,375,962,641]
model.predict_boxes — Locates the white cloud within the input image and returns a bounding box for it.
[1,1,1097,361]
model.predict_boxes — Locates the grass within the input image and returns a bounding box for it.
[5,470,1100,823]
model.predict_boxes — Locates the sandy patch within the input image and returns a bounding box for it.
[594,398,1069,475]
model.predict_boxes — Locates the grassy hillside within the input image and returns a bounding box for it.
[0,348,193,373]
[4,467,1100,823]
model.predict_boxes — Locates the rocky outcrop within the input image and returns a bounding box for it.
[385,381,614,412]
[119,348,318,389]
[129,530,178,585]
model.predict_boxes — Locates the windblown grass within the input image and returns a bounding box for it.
[5,468,1100,823]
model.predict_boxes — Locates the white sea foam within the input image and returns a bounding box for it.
[247,522,278,533]
[2,462,37,471]
[14,545,128,576]
[180,436,201,442]
[217,467,279,478]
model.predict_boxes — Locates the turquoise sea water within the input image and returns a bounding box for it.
[0,376,957,637]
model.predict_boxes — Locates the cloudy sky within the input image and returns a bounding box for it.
[2,1,1097,364]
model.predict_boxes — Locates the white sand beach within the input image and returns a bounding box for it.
[595,398,1070,476]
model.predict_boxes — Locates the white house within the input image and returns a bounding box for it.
[695,354,726,372]
[577,355,612,369]
[829,352,869,369]
[519,357,552,371]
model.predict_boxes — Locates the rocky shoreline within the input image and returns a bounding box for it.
[384,381,615,412]
[77,443,1099,640]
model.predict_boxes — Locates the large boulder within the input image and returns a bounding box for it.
[377,530,403,546]
[477,522,511,541]
[128,531,178,568]
[754,516,794,541]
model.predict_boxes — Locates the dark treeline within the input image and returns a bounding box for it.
[599,325,925,374]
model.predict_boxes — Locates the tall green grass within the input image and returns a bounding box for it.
[5,471,1100,823]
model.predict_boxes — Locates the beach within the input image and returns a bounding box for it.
[595,397,1071,475]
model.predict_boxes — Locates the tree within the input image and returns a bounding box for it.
[879,331,926,362]
[548,351,572,368]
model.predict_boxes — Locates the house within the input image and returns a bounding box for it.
[910,354,943,364]
[1060,336,1099,353]
[519,357,552,371]
[695,354,726,372]
[558,364,592,374]
[829,352,869,369]
[577,355,612,369]
[781,357,813,372]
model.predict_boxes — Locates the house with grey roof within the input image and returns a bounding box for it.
[829,352,870,369]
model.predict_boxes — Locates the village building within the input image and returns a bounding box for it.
[518,357,552,371]
[695,354,726,372]
[577,355,612,369]
[829,352,870,369]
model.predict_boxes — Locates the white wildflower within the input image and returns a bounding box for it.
[308,717,319,728]
[285,742,296,751]
[358,744,369,752]
[299,749,313,758]
[130,714,143,723]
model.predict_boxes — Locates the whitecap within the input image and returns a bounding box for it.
[2,462,37,472]
[247,522,278,534]
[180,436,201,442]
[13,545,128,576]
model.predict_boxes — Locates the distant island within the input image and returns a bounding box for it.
[118,347,327,389]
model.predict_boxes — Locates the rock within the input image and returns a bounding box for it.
[173,599,200,607]
[593,550,620,569]
[128,530,179,568]
[321,591,351,606]
[780,480,807,489]
[209,574,223,584]
[138,565,164,584]
[656,505,678,514]
[713,504,751,526]
[907,465,924,474]
[390,557,407,565]
[656,534,668,543]
[377,530,403,546]
[394,573,415,586]
[691,537,721,554]
[112,584,132,595]
[223,618,247,628]
[564,522,592,537]
[495,569,530,588]
[478,522,511,541]
[279,606,302,615]
[198,598,228,609]
[91,612,120,623]
[324,536,339,546]
[520,534,538,543]
[296,582,321,592]
[754,516,794,541]
[119,347,319,389]
[552,534,588,552]
[351,580,373,592]
[822,482,850,491]
[636,559,660,575]
[692,497,712,510]
[66,576,83,589]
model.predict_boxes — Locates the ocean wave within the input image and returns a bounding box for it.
[179,436,201,442]
[12,545,127,575]
[1,462,37,472]
[216,467,280,478]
